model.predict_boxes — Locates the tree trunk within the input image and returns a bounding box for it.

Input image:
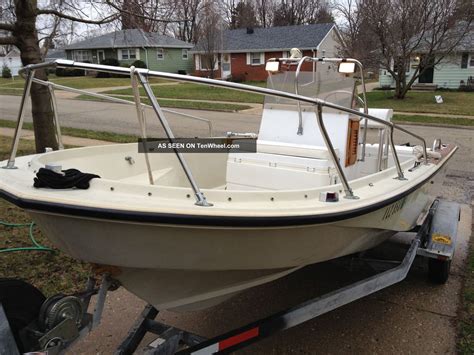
[399,83,411,99]
[393,72,408,99]
[13,0,58,153]
[394,75,402,99]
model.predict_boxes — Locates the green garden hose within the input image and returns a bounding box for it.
[0,220,53,253]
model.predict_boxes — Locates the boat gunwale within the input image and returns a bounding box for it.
[0,146,457,227]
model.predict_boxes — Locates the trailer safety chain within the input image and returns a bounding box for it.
[0,220,53,253]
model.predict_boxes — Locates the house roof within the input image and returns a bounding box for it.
[413,22,474,53]
[65,29,193,50]
[2,48,20,58]
[45,49,66,59]
[446,25,474,52]
[192,23,337,53]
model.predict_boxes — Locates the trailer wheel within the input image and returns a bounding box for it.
[0,279,46,352]
[428,258,451,284]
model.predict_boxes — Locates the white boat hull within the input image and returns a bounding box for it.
[0,141,454,311]
[27,183,430,310]
[0,58,457,313]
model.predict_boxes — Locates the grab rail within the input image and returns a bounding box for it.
[294,56,311,135]
[293,57,369,159]
[4,60,428,202]
[130,66,154,186]
[136,71,211,206]
[29,78,214,138]
[322,90,366,107]
[4,68,35,169]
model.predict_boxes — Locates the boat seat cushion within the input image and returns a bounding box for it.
[359,108,393,129]
[257,140,338,160]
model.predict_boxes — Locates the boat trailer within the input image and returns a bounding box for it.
[0,199,461,354]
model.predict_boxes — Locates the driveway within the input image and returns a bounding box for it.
[1,94,472,354]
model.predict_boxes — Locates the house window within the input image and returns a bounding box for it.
[469,53,474,68]
[119,49,137,60]
[248,52,264,65]
[74,50,91,62]
[282,51,290,59]
[461,53,469,68]
[392,57,410,74]
[182,49,188,60]
[157,48,164,60]
[199,54,218,70]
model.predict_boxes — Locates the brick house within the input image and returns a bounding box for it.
[191,23,342,81]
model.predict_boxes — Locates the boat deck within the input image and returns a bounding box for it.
[432,143,456,164]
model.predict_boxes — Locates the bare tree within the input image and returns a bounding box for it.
[0,0,183,152]
[172,0,206,43]
[254,0,275,27]
[228,0,257,29]
[351,0,473,99]
[272,0,333,26]
[196,0,223,78]
[0,1,120,152]
[0,0,15,55]
[121,0,147,30]
[222,0,333,29]
[119,0,177,34]
[334,0,378,71]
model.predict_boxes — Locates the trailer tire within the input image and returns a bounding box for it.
[428,258,451,284]
[0,279,45,352]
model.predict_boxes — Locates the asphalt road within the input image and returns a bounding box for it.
[0,95,260,138]
[1,95,473,354]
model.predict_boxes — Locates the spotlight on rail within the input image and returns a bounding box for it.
[265,61,280,72]
[338,62,356,74]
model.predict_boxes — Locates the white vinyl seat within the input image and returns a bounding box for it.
[225,107,351,191]
[257,140,339,160]
[359,108,393,129]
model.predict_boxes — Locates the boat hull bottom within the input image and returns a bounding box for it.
[26,191,426,311]
[115,229,395,311]
[117,266,303,311]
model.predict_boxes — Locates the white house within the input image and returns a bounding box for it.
[1,48,22,77]
[379,29,474,89]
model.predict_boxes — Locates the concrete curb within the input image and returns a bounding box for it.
[394,111,474,120]
[394,121,474,130]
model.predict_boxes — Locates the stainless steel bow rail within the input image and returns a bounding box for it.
[0,200,460,354]
[3,59,428,202]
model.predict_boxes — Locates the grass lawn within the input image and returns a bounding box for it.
[0,75,262,110]
[0,87,23,95]
[0,136,90,296]
[0,77,19,86]
[0,74,167,90]
[0,119,138,143]
[393,114,474,127]
[75,94,252,112]
[365,90,474,116]
[103,82,265,104]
